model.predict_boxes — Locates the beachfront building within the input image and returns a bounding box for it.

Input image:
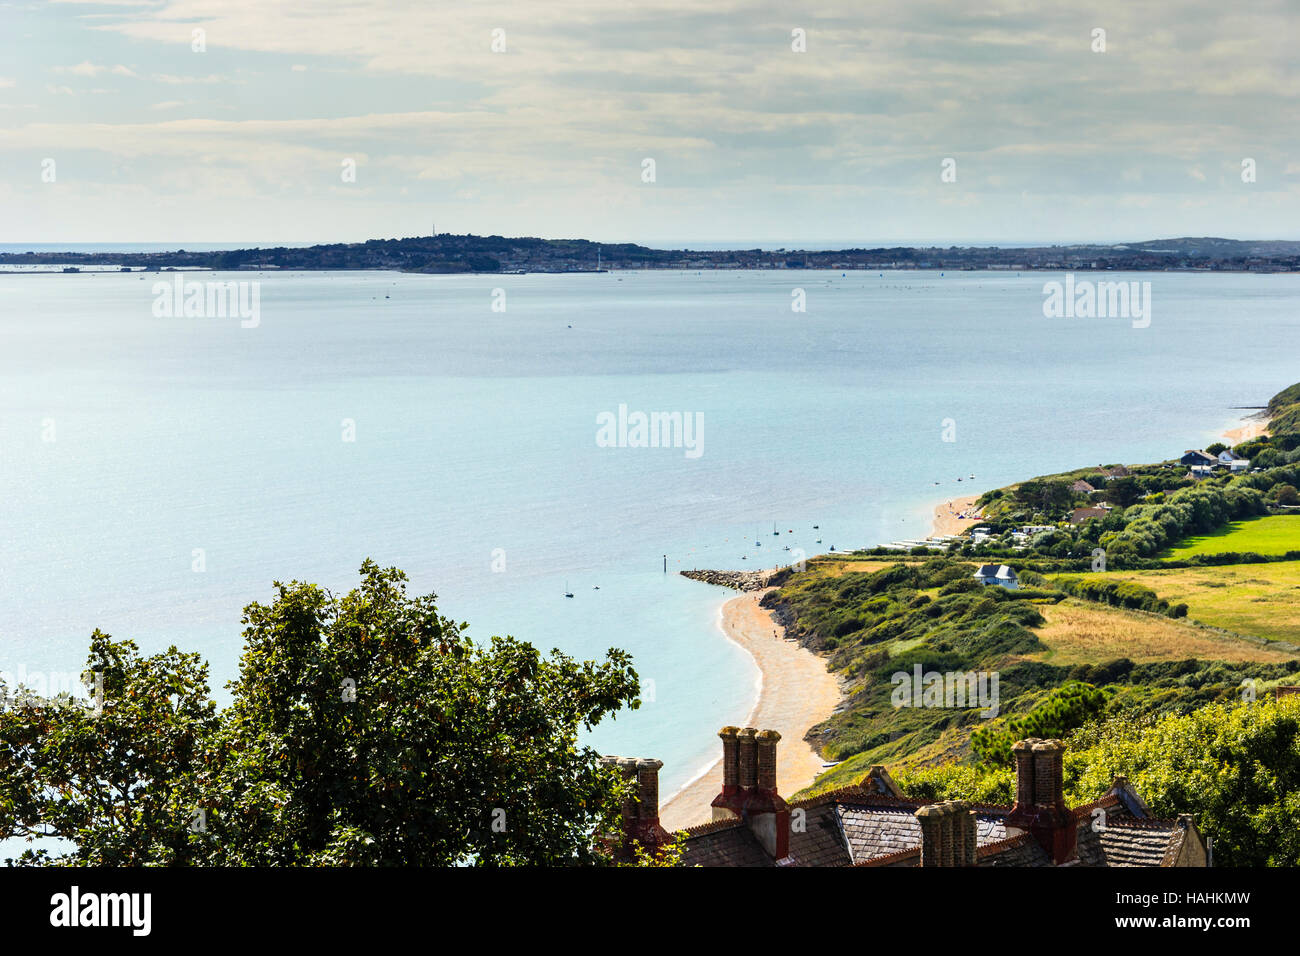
[1180,450,1219,467]
[605,731,1208,867]
[972,564,1018,589]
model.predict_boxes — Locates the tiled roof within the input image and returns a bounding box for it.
[680,820,772,868]
[788,804,853,867]
[976,833,1052,867]
[835,802,1010,863]
[680,779,1192,868]
[1075,818,1185,867]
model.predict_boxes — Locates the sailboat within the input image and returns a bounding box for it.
[773,522,779,536]
[564,581,574,598]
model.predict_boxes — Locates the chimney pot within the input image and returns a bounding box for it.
[718,726,740,790]
[737,727,758,790]
[916,804,945,866]
[1009,737,1041,825]
[755,729,781,791]
[635,758,664,824]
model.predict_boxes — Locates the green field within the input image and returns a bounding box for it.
[1099,561,1300,645]
[1163,515,1300,559]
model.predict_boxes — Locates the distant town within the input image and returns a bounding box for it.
[4,235,1300,275]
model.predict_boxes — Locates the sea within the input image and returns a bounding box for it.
[1,266,1297,814]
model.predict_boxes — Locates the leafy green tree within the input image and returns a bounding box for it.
[971,681,1106,767]
[0,633,217,865]
[1,561,642,866]
[1068,698,1300,866]
[1270,483,1298,506]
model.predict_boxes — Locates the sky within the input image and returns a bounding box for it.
[0,0,1297,246]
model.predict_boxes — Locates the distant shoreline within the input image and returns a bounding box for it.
[5,234,1300,275]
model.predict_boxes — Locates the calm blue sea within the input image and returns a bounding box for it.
[0,268,1297,807]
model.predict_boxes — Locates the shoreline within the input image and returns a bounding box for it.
[1222,410,1270,445]
[931,494,982,539]
[659,588,842,832]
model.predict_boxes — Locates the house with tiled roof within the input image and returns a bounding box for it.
[604,729,1208,867]
[972,564,1018,589]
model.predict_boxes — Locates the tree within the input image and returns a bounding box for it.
[1271,484,1298,506]
[1106,476,1142,507]
[1,561,643,866]
[1206,442,1227,456]
[1069,698,1300,866]
[0,632,217,865]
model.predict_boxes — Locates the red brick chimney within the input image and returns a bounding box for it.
[1006,737,1075,864]
[744,729,791,860]
[601,755,672,861]
[708,726,791,860]
[710,726,745,820]
[916,801,977,866]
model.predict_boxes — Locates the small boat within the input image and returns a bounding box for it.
[593,586,600,590]
[812,524,819,529]
[783,546,790,551]
[816,538,822,544]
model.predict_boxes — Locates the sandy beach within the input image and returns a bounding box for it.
[931,494,982,538]
[659,589,842,832]
[1222,414,1269,445]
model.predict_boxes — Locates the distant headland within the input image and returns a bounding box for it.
[3,234,1300,275]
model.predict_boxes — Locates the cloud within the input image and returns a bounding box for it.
[53,61,137,77]
[151,73,226,84]
[8,0,1300,242]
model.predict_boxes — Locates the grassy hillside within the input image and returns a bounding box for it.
[1027,599,1295,665]
[1073,562,1300,645]
[774,556,1300,798]
[1162,514,1300,558]
[771,379,1300,864]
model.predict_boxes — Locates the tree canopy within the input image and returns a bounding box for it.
[0,560,642,866]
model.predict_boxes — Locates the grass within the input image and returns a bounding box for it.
[1089,561,1300,645]
[1026,599,1295,665]
[807,558,915,577]
[1162,514,1300,559]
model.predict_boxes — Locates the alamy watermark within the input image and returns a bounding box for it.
[596,404,703,459]
[0,665,102,715]
[891,664,999,717]
[152,275,260,328]
[1042,273,1150,328]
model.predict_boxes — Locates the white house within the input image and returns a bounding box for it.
[973,564,1018,589]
